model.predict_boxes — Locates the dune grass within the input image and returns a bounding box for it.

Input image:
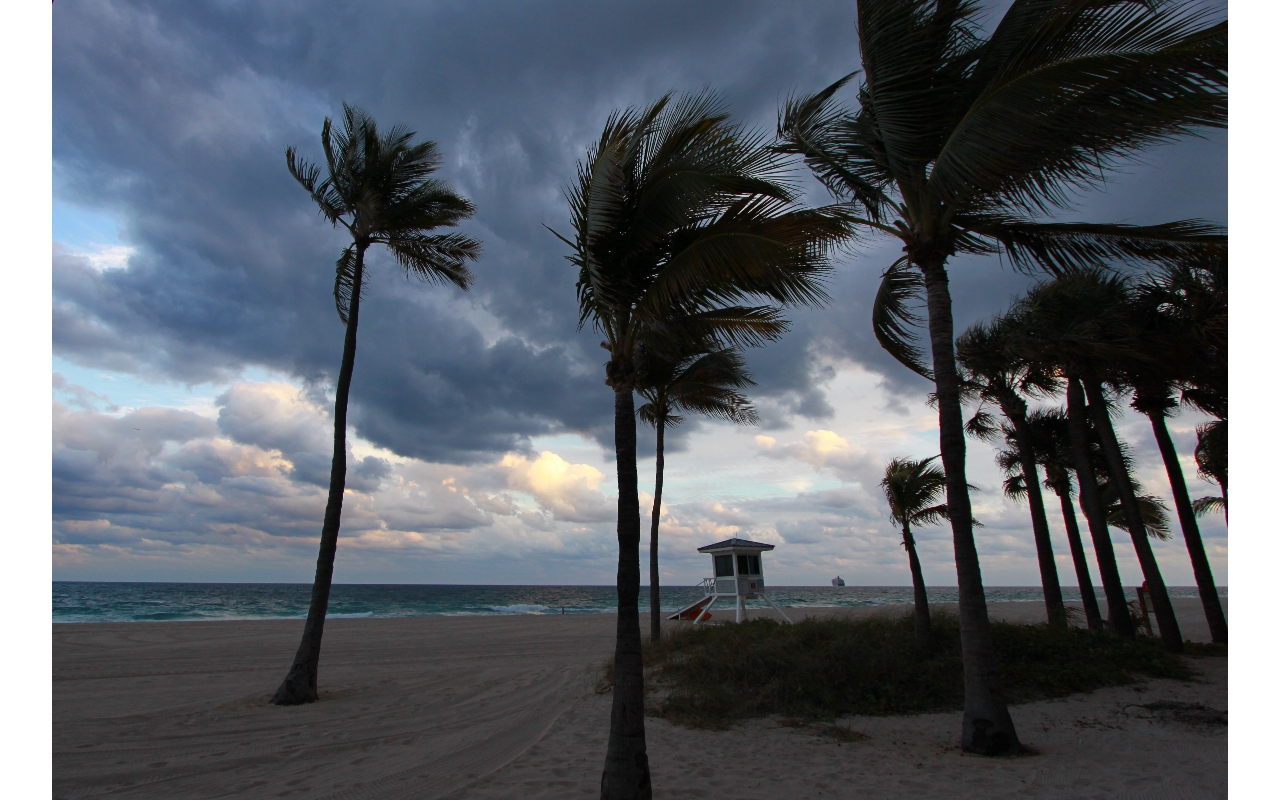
[635,612,1194,729]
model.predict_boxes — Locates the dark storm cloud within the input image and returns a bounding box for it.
[53,1,1225,464]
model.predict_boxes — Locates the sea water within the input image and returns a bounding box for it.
[51,582,1224,624]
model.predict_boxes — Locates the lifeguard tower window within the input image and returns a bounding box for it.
[714,555,735,577]
[737,555,761,575]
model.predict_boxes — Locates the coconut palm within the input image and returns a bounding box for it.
[637,343,759,642]
[881,456,952,656]
[557,91,849,799]
[776,0,1225,753]
[986,412,1102,629]
[1009,269,1184,651]
[957,317,1066,628]
[1020,408,1104,630]
[1127,267,1227,643]
[271,106,480,706]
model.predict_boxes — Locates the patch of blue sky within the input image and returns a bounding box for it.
[53,356,296,415]
[53,200,126,250]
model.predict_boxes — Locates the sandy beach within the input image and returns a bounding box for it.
[54,598,1225,799]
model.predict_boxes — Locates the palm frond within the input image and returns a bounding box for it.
[959,216,1226,275]
[872,257,933,379]
[385,232,481,290]
[333,245,363,324]
[965,408,1002,442]
[1192,495,1225,518]
[932,3,1226,212]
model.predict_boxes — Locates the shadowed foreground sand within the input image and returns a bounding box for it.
[54,598,1225,799]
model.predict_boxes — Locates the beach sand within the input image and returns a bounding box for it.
[54,597,1225,799]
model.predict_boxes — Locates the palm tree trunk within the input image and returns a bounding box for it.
[271,245,365,706]
[1082,378,1183,653]
[902,521,932,656]
[648,423,665,642]
[1006,405,1067,627]
[1066,377,1134,638]
[1052,484,1104,630]
[1147,412,1227,644]
[919,260,1019,755]
[601,385,651,800]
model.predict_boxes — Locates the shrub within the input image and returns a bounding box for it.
[641,611,1192,729]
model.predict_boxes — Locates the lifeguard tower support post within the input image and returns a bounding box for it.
[669,538,792,624]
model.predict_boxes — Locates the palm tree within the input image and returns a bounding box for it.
[957,318,1066,628]
[1020,408,1104,630]
[881,456,951,656]
[1127,266,1227,643]
[557,91,849,799]
[637,343,759,641]
[1010,269,1184,651]
[776,0,1224,753]
[271,105,481,705]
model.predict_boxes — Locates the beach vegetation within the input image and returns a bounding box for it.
[556,90,850,799]
[270,105,481,706]
[774,0,1225,755]
[637,343,758,643]
[641,614,1192,730]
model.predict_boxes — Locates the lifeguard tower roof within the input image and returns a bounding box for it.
[696,538,775,553]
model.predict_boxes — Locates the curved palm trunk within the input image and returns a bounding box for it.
[919,261,1020,755]
[1082,379,1183,653]
[1147,412,1226,644]
[901,521,932,656]
[1050,482,1104,630]
[601,386,651,800]
[1005,406,1066,627]
[271,246,365,706]
[648,423,665,642]
[1066,377,1134,638]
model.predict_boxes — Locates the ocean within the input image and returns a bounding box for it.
[51,582,1224,624]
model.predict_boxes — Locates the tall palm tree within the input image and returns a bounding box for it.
[957,318,1066,628]
[270,105,481,706]
[1020,408,1104,630]
[557,91,849,799]
[1127,267,1227,643]
[776,0,1224,753]
[881,456,951,656]
[637,344,759,642]
[1010,269,1184,651]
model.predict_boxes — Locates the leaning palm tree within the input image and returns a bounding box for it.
[1010,269,1184,651]
[881,456,951,656]
[556,91,849,799]
[1127,266,1227,643]
[271,105,481,706]
[637,343,758,642]
[957,317,1066,628]
[776,0,1225,754]
[1021,408,1104,630]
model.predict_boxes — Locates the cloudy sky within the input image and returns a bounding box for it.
[50,0,1227,588]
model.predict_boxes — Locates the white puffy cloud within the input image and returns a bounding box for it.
[498,451,613,522]
[754,429,882,486]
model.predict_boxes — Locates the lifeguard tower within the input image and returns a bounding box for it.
[669,538,792,624]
